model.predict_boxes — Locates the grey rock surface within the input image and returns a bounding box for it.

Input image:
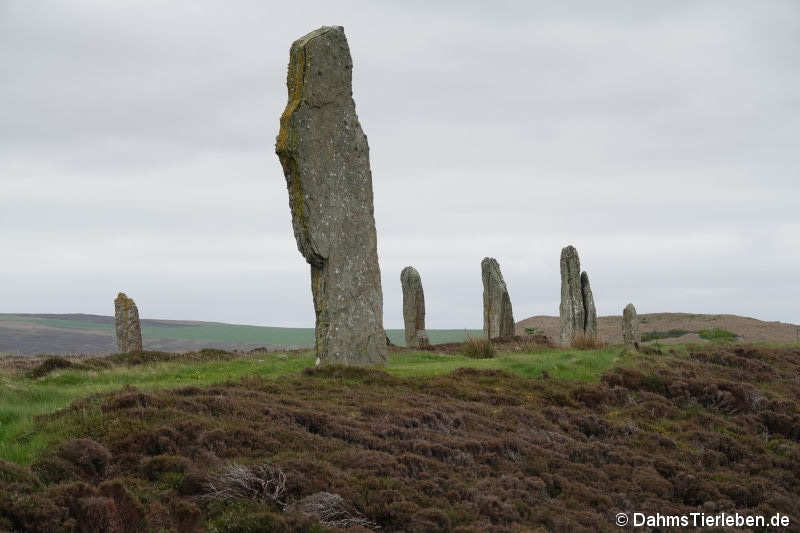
[414,330,430,349]
[114,292,142,353]
[401,266,426,348]
[481,257,515,339]
[276,26,386,365]
[559,246,585,345]
[581,271,597,339]
[623,303,640,345]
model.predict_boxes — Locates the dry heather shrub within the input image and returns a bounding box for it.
[570,332,604,350]
[140,455,191,481]
[204,463,286,507]
[98,479,145,533]
[460,337,495,359]
[286,491,379,530]
[514,338,551,354]
[0,460,39,486]
[32,438,112,484]
[26,356,76,378]
[76,496,119,533]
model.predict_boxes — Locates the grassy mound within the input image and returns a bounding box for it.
[0,344,797,530]
[25,356,81,378]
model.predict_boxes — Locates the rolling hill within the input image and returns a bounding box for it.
[2,311,797,356]
[517,312,800,344]
[0,314,480,355]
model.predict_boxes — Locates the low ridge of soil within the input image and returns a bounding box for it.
[400,334,553,355]
[1,349,238,376]
[517,312,800,345]
[1,345,798,531]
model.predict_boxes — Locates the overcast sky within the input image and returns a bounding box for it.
[1,1,798,328]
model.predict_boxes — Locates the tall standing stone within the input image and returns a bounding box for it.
[275,26,386,366]
[482,257,515,339]
[622,303,640,345]
[401,266,427,348]
[114,292,142,353]
[581,271,597,339]
[559,246,585,345]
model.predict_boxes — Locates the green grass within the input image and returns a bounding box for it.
[389,347,629,380]
[0,354,313,465]
[698,328,738,341]
[0,345,630,466]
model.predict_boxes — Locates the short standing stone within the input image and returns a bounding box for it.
[275,26,386,366]
[622,303,640,345]
[401,266,426,348]
[581,271,597,339]
[559,246,584,345]
[482,257,515,339]
[114,292,142,353]
[414,330,430,349]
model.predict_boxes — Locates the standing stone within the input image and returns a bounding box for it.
[114,292,142,353]
[581,271,597,339]
[482,257,515,339]
[275,26,386,366]
[622,303,640,345]
[414,330,430,348]
[401,266,427,348]
[559,246,585,345]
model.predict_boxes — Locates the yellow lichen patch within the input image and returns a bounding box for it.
[276,27,336,266]
[276,26,333,155]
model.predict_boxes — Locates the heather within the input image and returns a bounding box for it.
[0,343,798,531]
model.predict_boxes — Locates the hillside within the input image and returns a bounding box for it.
[4,312,798,357]
[0,314,480,356]
[0,343,798,531]
[517,312,800,344]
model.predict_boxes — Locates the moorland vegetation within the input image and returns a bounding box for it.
[0,339,798,531]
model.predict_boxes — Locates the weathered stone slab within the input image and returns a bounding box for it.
[581,271,597,339]
[276,26,386,365]
[559,246,584,345]
[481,257,515,339]
[623,303,640,345]
[114,292,142,353]
[401,266,426,348]
[414,330,430,349]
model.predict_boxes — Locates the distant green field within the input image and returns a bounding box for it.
[0,314,481,347]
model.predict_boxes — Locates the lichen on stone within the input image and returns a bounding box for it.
[114,292,142,353]
[275,26,386,366]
